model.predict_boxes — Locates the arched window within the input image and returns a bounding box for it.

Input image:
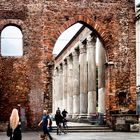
[1,25,23,56]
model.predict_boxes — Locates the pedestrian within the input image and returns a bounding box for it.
[38,110,53,140]
[56,107,61,114]
[62,109,68,118]
[7,108,22,140]
[54,110,63,135]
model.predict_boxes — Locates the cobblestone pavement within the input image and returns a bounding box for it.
[1,131,140,140]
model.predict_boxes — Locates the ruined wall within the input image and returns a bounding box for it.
[42,0,136,116]
[0,0,46,127]
[0,0,136,127]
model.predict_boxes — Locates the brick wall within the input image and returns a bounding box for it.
[0,0,136,127]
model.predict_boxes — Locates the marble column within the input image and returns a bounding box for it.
[63,59,68,111]
[72,48,80,117]
[98,40,106,114]
[55,67,59,112]
[79,41,88,115]
[87,35,97,116]
[67,55,73,117]
[58,64,63,111]
[52,68,57,114]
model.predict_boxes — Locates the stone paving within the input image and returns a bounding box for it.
[1,131,140,140]
[1,122,140,140]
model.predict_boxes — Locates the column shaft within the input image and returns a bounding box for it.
[55,68,59,112]
[67,55,73,117]
[79,42,88,114]
[98,40,106,114]
[87,35,97,115]
[52,68,56,114]
[72,49,80,117]
[58,65,63,110]
[63,60,68,111]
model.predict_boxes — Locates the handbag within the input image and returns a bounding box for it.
[7,123,12,137]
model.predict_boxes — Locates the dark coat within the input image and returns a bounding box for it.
[9,125,22,140]
[55,113,63,126]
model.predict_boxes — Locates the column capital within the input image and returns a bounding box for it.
[53,68,57,76]
[79,41,86,54]
[58,64,63,73]
[87,35,97,47]
[67,54,72,63]
[62,59,67,67]
[54,67,59,76]
[72,48,79,60]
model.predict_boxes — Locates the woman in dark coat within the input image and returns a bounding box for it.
[8,108,22,140]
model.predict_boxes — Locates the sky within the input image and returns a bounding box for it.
[135,0,139,5]
[1,26,23,56]
[53,23,83,55]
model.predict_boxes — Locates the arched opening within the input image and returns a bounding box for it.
[52,22,107,124]
[1,25,23,56]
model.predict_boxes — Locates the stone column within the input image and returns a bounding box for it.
[58,64,63,111]
[55,67,59,112]
[63,59,68,111]
[79,41,88,115]
[52,68,57,114]
[98,40,106,114]
[67,54,73,117]
[72,48,80,117]
[87,35,97,116]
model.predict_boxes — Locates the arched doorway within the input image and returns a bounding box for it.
[52,22,107,124]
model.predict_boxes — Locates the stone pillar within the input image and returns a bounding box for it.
[58,64,63,111]
[55,67,59,112]
[52,68,57,114]
[98,40,106,114]
[79,41,88,115]
[63,59,68,111]
[87,35,97,116]
[67,55,73,117]
[72,48,80,118]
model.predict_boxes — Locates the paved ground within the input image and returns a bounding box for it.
[1,131,140,140]
[1,122,140,140]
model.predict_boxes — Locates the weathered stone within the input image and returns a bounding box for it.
[0,0,136,129]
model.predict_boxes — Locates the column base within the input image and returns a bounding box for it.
[87,113,99,124]
[77,114,89,123]
[67,114,73,119]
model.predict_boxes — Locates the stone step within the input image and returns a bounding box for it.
[51,129,113,133]
[51,125,113,132]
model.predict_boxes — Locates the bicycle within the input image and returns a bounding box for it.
[62,118,68,134]
[57,122,64,135]
[56,119,68,135]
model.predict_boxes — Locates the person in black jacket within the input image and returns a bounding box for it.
[62,109,68,118]
[7,108,22,140]
[54,110,63,135]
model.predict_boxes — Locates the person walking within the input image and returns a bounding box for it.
[56,107,61,114]
[54,110,63,135]
[7,108,22,140]
[38,110,53,140]
[62,109,68,118]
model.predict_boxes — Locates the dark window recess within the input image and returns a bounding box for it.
[117,92,127,106]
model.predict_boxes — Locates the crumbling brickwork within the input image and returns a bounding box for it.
[0,0,135,127]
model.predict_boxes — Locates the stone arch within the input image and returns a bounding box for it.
[49,15,110,61]
[52,18,108,125]
[0,20,26,39]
